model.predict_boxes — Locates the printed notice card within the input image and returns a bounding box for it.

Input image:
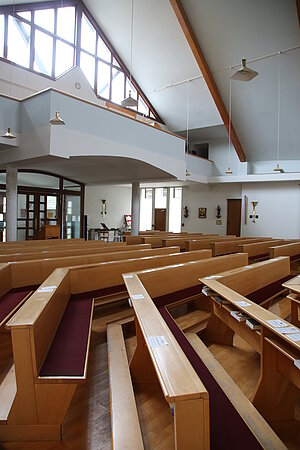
[147,336,168,347]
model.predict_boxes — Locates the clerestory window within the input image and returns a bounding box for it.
[0,1,162,122]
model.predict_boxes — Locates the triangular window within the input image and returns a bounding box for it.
[0,0,163,122]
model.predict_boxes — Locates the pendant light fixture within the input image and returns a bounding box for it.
[49,0,65,125]
[231,58,258,82]
[273,52,284,173]
[231,1,258,82]
[122,0,138,108]
[2,128,16,139]
[2,0,16,139]
[225,69,233,174]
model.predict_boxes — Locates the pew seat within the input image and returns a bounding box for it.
[39,294,93,380]
[0,286,36,327]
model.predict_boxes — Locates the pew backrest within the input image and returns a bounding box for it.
[6,268,70,378]
[205,257,290,296]
[135,253,248,298]
[270,242,300,259]
[238,240,288,259]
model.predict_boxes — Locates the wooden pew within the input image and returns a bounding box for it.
[0,250,214,442]
[122,252,285,450]
[200,257,293,348]
[199,277,300,433]
[0,240,126,255]
[270,242,300,275]
[162,235,219,251]
[283,275,300,328]
[0,243,152,263]
[1,268,94,441]
[186,235,236,251]
[121,274,210,450]
[211,238,274,257]
[0,249,211,329]
[0,238,84,248]
[238,239,289,262]
[0,247,179,327]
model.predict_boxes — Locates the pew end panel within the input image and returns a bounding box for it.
[1,267,94,441]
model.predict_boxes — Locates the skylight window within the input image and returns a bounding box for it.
[80,51,95,88]
[81,13,96,53]
[0,1,161,122]
[17,11,31,21]
[57,7,75,43]
[34,9,54,33]
[34,30,53,75]
[111,69,125,104]
[7,16,30,68]
[97,61,110,98]
[97,36,111,63]
[55,40,74,77]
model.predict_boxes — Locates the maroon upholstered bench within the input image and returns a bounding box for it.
[246,274,294,305]
[39,295,93,378]
[153,294,264,450]
[0,286,37,327]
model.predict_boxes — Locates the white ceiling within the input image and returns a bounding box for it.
[1,0,300,164]
[16,156,176,185]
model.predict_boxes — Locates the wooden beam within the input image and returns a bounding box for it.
[169,0,246,162]
[297,0,300,27]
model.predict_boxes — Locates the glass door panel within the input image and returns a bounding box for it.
[63,195,81,239]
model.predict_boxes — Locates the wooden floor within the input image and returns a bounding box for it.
[0,296,299,449]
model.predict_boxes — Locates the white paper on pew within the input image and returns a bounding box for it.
[244,266,254,269]
[267,319,287,328]
[233,300,251,307]
[124,275,133,279]
[38,285,57,293]
[204,275,222,280]
[147,336,168,347]
[287,333,300,342]
[294,360,300,370]
[276,326,300,335]
[132,294,144,300]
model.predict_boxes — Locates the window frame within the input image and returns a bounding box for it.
[0,0,164,123]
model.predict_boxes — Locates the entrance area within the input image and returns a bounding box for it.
[0,170,84,241]
[227,199,242,237]
[17,193,59,240]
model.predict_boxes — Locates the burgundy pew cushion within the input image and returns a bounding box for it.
[39,295,93,378]
[158,305,263,450]
[0,286,37,325]
[247,275,294,304]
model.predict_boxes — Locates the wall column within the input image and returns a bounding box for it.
[6,167,18,242]
[131,181,140,236]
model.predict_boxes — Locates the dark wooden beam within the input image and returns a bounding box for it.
[297,0,300,27]
[169,0,246,162]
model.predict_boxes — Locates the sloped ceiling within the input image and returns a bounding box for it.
[1,0,300,163]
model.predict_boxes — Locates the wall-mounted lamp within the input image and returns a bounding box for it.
[101,199,107,216]
[216,205,221,219]
[250,201,258,223]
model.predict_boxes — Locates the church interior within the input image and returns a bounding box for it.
[0,0,299,449]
